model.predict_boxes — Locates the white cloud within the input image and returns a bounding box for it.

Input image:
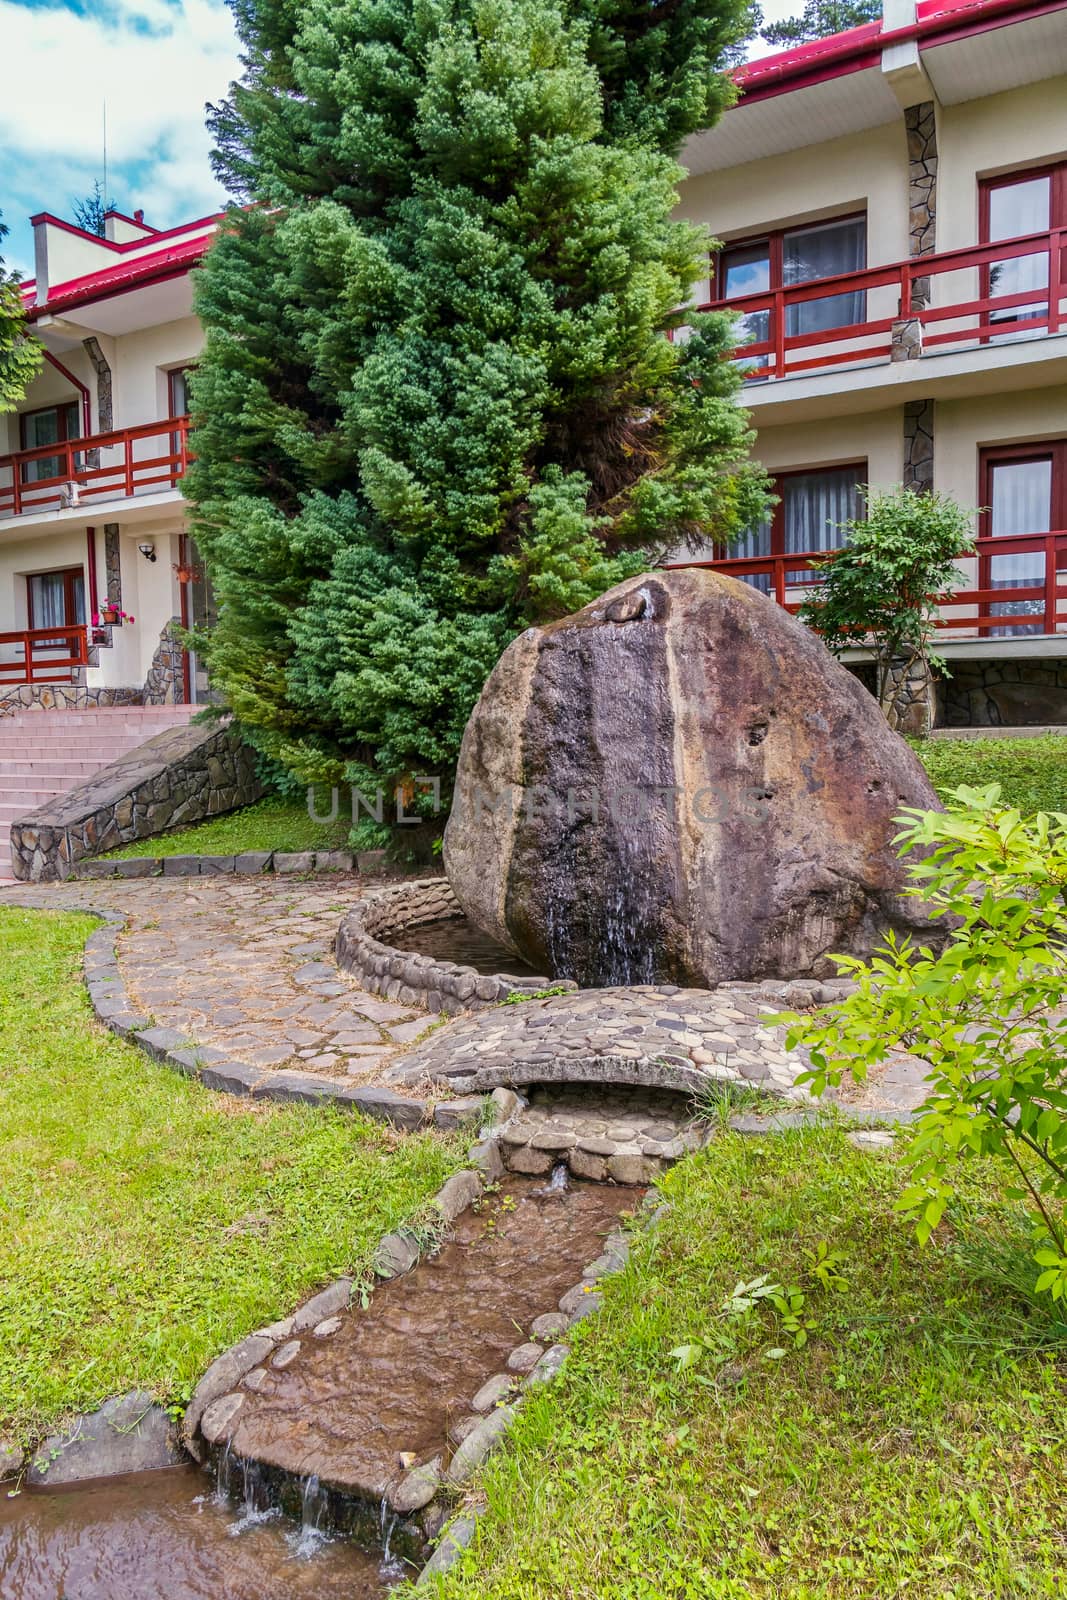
[0,0,240,269]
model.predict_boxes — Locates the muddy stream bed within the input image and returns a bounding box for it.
[0,1173,637,1597]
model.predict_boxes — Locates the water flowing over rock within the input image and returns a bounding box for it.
[443,569,943,986]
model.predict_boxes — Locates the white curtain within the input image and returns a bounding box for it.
[29,573,66,629]
[988,176,1050,334]
[784,468,862,582]
[988,459,1050,634]
[784,219,866,337]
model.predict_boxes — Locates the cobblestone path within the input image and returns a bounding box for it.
[0,876,929,1114]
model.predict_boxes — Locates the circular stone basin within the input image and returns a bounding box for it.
[390,914,539,979]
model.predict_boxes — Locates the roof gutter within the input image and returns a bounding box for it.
[736,0,1067,99]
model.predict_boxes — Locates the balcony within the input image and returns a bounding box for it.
[0,417,189,521]
[700,229,1067,385]
[671,531,1067,645]
[0,625,89,685]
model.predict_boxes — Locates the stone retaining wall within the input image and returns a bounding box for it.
[335,877,574,1015]
[0,683,144,717]
[10,720,263,882]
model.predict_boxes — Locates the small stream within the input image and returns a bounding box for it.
[0,1171,636,1597]
[0,1466,400,1599]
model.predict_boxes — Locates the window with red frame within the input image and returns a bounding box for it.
[26,566,86,635]
[19,400,80,486]
[715,214,867,367]
[732,463,867,592]
[167,366,196,417]
[980,162,1067,337]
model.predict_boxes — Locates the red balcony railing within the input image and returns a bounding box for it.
[670,530,1067,639]
[0,416,190,518]
[699,228,1067,381]
[0,625,90,684]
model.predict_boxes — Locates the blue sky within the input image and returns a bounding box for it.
[0,0,800,279]
[0,0,239,275]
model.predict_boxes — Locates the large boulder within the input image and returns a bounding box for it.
[443,569,942,986]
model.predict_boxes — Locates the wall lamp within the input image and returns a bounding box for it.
[138,542,157,563]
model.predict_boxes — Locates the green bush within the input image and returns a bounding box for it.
[786,787,1067,1300]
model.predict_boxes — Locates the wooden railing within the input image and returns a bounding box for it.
[0,417,190,518]
[698,228,1067,381]
[669,531,1067,639]
[0,625,90,684]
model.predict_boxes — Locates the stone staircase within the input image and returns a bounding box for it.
[0,705,196,880]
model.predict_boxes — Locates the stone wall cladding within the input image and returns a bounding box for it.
[9,720,264,882]
[143,620,186,705]
[903,398,935,493]
[335,877,574,1015]
[104,522,122,609]
[905,101,938,273]
[939,658,1067,726]
[0,683,144,718]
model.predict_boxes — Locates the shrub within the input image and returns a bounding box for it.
[799,486,975,730]
[786,786,1067,1300]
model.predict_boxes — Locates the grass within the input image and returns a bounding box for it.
[422,1127,1067,1600]
[0,906,458,1449]
[914,733,1067,813]
[99,793,353,859]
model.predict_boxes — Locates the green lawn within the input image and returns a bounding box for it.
[100,793,353,859]
[0,907,458,1449]
[423,1127,1067,1600]
[914,733,1067,813]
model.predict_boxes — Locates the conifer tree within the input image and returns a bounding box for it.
[189,0,766,801]
[0,214,41,413]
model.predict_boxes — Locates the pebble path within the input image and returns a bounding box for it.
[0,876,930,1114]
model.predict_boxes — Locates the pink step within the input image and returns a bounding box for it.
[0,704,197,874]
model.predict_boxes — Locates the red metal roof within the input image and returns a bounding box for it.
[25,226,217,318]
[734,0,1067,102]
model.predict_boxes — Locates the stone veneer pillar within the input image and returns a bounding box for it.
[892,99,939,360]
[903,399,934,492]
[104,524,122,609]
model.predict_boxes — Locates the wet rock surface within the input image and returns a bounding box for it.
[28,1391,183,1486]
[217,1177,635,1501]
[445,568,942,986]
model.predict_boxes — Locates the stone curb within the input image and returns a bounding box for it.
[69,848,360,879]
[335,876,577,1016]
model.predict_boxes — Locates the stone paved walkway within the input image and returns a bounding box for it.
[1,876,431,1088]
[0,876,930,1115]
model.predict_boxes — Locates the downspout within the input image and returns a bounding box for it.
[86,526,99,622]
[41,349,92,437]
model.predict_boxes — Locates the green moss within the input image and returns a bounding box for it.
[913,733,1067,814]
[422,1129,1066,1599]
[0,907,459,1446]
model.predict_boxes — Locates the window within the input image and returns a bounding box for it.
[734,464,866,591]
[716,215,867,368]
[980,442,1067,636]
[27,567,86,638]
[980,164,1067,338]
[168,366,196,417]
[19,401,80,485]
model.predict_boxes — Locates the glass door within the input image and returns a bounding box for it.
[20,402,80,485]
[981,166,1066,339]
[720,241,771,371]
[980,447,1067,635]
